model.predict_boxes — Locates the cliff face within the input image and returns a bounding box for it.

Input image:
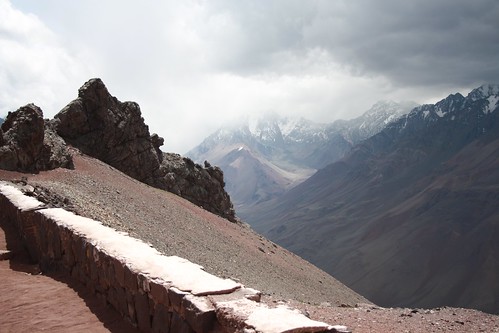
[0,79,235,222]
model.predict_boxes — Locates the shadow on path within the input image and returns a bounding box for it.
[0,216,140,333]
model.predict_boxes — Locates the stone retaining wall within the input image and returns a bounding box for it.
[0,182,347,333]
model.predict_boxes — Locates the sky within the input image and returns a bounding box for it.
[1,0,498,153]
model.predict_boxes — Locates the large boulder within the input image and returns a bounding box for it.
[52,78,236,221]
[0,104,73,172]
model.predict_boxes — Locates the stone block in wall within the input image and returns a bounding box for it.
[96,251,111,291]
[51,225,62,260]
[124,264,139,294]
[116,286,129,318]
[28,215,58,271]
[83,239,94,277]
[108,285,119,311]
[152,303,171,333]
[149,279,171,307]
[126,291,137,324]
[21,210,42,262]
[39,215,49,256]
[72,233,84,264]
[111,256,126,288]
[88,247,99,283]
[182,294,216,333]
[168,287,189,314]
[135,290,152,332]
[171,312,195,333]
[59,226,75,268]
[71,264,80,281]
[138,273,150,293]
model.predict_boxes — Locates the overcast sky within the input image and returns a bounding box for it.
[2,0,498,153]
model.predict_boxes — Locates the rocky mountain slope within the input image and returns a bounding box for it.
[188,101,416,217]
[0,79,235,221]
[248,84,499,314]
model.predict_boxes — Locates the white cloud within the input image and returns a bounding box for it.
[0,0,91,117]
[3,0,498,153]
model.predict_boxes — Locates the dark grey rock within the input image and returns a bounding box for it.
[0,104,72,172]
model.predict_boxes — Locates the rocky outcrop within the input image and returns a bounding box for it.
[51,78,236,221]
[161,154,235,220]
[51,78,164,185]
[0,104,73,172]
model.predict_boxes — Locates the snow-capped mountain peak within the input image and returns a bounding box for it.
[468,84,499,101]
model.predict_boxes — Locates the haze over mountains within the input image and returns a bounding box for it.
[244,84,499,314]
[188,100,417,217]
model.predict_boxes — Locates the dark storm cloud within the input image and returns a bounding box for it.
[204,0,499,86]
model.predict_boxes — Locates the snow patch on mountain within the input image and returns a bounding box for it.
[486,95,499,114]
[436,108,445,117]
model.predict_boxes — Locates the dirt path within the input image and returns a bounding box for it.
[0,218,139,333]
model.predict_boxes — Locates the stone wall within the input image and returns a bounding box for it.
[0,182,347,333]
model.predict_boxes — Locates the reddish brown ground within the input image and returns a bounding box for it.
[0,216,139,333]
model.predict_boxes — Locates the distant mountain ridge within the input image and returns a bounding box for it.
[188,100,417,216]
[247,84,499,314]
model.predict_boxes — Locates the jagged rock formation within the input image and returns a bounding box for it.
[161,153,235,219]
[0,104,73,172]
[51,78,236,221]
[52,78,164,185]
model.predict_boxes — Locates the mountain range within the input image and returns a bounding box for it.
[187,100,417,218]
[246,84,499,314]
